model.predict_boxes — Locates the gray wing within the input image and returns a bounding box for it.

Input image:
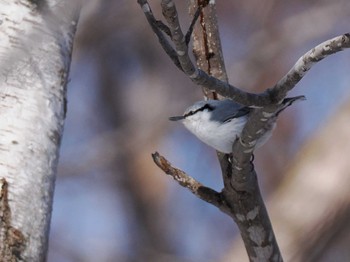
[210,99,251,123]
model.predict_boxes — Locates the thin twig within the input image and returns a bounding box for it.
[185,5,201,45]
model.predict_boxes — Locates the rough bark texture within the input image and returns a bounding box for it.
[0,0,79,260]
[189,0,228,99]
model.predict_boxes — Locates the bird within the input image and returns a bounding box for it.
[169,96,305,153]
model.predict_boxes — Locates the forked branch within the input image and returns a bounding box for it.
[138,0,350,107]
[137,0,273,107]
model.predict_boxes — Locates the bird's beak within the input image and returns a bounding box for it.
[169,115,185,121]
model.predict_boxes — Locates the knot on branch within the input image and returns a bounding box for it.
[0,178,26,261]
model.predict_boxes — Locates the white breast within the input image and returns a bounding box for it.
[183,110,247,153]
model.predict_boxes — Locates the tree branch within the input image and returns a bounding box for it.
[138,0,274,107]
[139,1,349,261]
[152,151,281,262]
[189,0,227,99]
[185,4,201,46]
[227,34,350,189]
[153,150,283,262]
[140,1,286,261]
[151,152,228,212]
[270,33,350,101]
[139,0,350,107]
[137,0,183,71]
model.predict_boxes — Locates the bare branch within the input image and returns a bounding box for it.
[153,149,283,261]
[139,1,350,108]
[137,0,183,71]
[160,0,197,76]
[142,2,285,260]
[228,33,350,181]
[193,70,275,106]
[140,2,350,261]
[151,152,227,211]
[185,5,201,46]
[271,33,350,101]
[137,0,272,106]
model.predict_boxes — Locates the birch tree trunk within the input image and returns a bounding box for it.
[0,1,80,261]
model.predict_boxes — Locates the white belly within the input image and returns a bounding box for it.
[183,116,247,153]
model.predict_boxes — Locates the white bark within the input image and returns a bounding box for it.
[0,0,79,261]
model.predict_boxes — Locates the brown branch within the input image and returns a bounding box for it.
[153,150,283,261]
[139,0,274,107]
[139,1,350,261]
[139,0,350,107]
[141,1,285,261]
[186,5,282,259]
[151,152,228,212]
[218,156,283,262]
[189,0,227,99]
[160,0,278,107]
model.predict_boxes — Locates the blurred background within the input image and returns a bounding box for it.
[47,0,350,261]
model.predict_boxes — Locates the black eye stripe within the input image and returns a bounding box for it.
[184,103,215,117]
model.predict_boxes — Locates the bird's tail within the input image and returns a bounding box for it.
[276,95,306,116]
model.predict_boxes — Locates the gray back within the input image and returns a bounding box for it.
[207,99,250,123]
